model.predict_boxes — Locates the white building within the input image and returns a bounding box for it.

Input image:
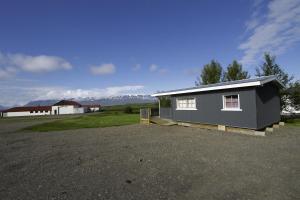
[1,100,91,117]
[1,106,52,117]
[281,105,300,115]
[83,104,101,112]
[51,100,85,115]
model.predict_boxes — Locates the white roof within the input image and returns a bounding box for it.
[152,75,284,97]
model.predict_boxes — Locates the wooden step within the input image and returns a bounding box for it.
[150,117,177,126]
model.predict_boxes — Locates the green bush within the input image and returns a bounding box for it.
[124,106,133,114]
[159,96,171,107]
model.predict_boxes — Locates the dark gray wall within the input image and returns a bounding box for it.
[159,84,282,129]
[160,107,173,119]
[256,83,281,129]
[166,87,258,129]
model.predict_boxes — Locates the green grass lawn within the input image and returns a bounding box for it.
[24,112,140,132]
[103,103,158,113]
[285,118,300,126]
[0,113,83,123]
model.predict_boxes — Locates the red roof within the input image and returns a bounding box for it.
[53,100,82,107]
[3,106,51,113]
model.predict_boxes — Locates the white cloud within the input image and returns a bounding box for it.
[132,64,141,71]
[90,63,116,75]
[0,67,17,79]
[244,0,265,32]
[10,54,72,72]
[253,0,264,8]
[239,0,300,65]
[149,64,168,74]
[0,84,145,106]
[158,68,168,74]
[0,52,72,77]
[149,64,158,72]
[245,18,259,31]
[41,85,144,99]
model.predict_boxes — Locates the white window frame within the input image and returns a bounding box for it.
[221,94,242,111]
[176,97,197,110]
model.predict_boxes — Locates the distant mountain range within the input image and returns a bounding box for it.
[25,95,157,107]
[25,100,59,106]
[0,105,8,111]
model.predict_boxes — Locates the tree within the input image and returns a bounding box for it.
[195,60,222,85]
[223,60,250,81]
[124,106,133,114]
[159,96,171,108]
[256,53,294,110]
[256,53,293,86]
[286,81,300,111]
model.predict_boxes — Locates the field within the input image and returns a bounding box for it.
[16,113,300,132]
[285,118,300,126]
[23,112,139,132]
[0,118,299,200]
[2,102,297,132]
[0,103,158,132]
[102,103,158,113]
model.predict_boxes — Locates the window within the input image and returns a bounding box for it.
[176,98,197,110]
[35,111,38,113]
[30,111,33,113]
[222,95,242,111]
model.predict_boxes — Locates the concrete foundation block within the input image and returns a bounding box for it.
[273,124,280,129]
[176,121,267,137]
[266,127,273,132]
[279,122,285,126]
[226,127,265,136]
[218,125,226,131]
[178,122,191,127]
[254,131,266,137]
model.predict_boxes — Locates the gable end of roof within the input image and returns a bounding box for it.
[53,100,82,107]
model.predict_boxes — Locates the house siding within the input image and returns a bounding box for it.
[256,83,281,129]
[51,105,84,115]
[160,107,173,119]
[3,111,51,117]
[162,87,258,129]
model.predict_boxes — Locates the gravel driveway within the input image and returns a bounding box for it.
[0,123,299,200]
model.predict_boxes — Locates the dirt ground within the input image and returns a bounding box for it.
[0,121,299,200]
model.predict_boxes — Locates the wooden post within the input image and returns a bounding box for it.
[140,108,142,124]
[148,108,151,124]
[158,99,160,118]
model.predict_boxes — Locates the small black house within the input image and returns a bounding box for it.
[152,75,284,130]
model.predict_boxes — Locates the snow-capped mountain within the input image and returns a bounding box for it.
[25,100,60,106]
[0,105,8,111]
[25,95,157,106]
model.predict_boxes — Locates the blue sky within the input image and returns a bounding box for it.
[0,0,300,106]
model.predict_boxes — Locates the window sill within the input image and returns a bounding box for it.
[176,108,197,111]
[221,108,242,112]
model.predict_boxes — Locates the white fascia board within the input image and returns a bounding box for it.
[152,81,261,97]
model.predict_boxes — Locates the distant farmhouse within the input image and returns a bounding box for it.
[0,100,101,117]
[152,75,284,130]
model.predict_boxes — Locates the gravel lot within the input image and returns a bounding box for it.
[0,121,299,200]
